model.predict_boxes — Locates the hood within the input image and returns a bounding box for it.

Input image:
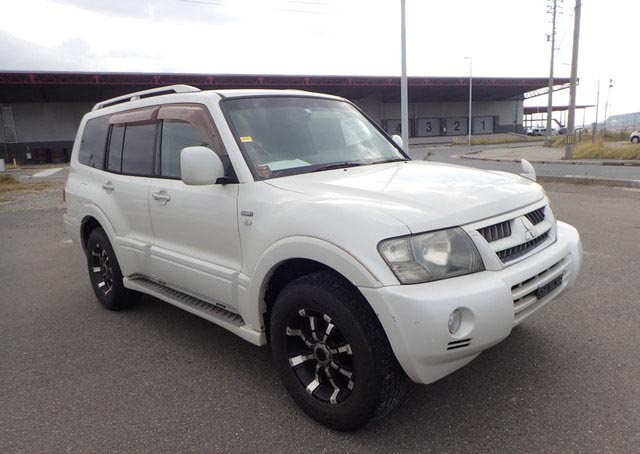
[265,161,544,232]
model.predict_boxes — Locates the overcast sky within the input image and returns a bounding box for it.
[0,0,638,124]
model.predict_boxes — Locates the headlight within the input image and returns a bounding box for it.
[378,227,484,284]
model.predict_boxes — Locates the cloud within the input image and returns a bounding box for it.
[1,0,638,120]
[0,30,157,72]
[0,31,88,71]
[50,0,237,25]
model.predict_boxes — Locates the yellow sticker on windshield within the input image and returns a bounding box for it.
[240,136,253,143]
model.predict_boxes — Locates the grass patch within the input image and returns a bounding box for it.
[451,136,541,146]
[601,130,634,142]
[0,175,61,194]
[572,139,640,160]
[0,173,18,185]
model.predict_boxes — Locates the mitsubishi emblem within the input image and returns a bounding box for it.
[522,218,537,241]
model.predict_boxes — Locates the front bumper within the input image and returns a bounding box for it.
[360,221,582,384]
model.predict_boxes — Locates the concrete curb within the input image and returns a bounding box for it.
[412,141,544,151]
[442,153,640,188]
[457,153,640,166]
[537,175,640,188]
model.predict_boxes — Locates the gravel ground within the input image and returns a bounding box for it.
[0,184,63,213]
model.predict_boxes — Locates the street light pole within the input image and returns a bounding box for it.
[465,56,472,146]
[592,79,600,143]
[544,0,558,147]
[565,0,582,159]
[603,78,613,134]
[400,0,409,151]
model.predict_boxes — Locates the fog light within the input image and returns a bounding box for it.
[448,309,462,334]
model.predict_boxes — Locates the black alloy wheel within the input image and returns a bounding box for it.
[90,242,114,298]
[285,308,355,405]
[270,271,407,431]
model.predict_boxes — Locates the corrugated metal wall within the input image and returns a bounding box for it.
[11,102,92,142]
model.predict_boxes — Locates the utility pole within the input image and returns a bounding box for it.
[544,0,560,147]
[400,0,409,151]
[565,0,581,160]
[603,78,613,134]
[592,79,600,143]
[465,56,472,146]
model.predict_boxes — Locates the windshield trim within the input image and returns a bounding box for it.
[219,95,411,181]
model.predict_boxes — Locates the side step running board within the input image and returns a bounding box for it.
[123,277,265,346]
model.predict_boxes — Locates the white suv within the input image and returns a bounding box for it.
[64,85,582,430]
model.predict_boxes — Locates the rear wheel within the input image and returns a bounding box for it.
[86,228,140,310]
[632,136,639,144]
[270,271,407,431]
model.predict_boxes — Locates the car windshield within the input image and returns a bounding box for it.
[222,96,407,179]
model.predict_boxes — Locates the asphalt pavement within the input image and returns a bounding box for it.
[1,183,639,453]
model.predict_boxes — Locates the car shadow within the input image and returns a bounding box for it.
[129,294,569,450]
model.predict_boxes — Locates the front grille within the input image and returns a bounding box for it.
[525,207,545,225]
[496,231,550,262]
[478,220,512,243]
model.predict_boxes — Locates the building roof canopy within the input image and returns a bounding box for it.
[0,71,569,103]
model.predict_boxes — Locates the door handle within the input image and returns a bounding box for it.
[152,190,171,203]
[101,181,115,193]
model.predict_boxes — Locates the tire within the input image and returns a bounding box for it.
[632,136,639,144]
[269,271,407,431]
[86,227,140,311]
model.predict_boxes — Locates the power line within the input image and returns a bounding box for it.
[557,8,575,51]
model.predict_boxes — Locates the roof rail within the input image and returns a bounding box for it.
[91,84,201,111]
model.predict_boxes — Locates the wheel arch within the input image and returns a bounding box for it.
[80,216,103,251]
[238,236,384,337]
[78,204,118,253]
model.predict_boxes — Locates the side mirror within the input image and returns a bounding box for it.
[180,146,225,185]
[391,134,403,149]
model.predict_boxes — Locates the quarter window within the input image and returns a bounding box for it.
[78,116,109,169]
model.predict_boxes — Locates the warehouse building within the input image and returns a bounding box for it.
[0,71,568,164]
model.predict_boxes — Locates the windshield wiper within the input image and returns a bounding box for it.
[310,162,367,173]
[372,157,408,164]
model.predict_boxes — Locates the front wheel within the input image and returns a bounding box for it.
[270,271,407,431]
[632,136,639,144]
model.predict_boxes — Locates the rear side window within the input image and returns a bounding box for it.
[121,123,157,176]
[78,116,109,169]
[160,120,206,178]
